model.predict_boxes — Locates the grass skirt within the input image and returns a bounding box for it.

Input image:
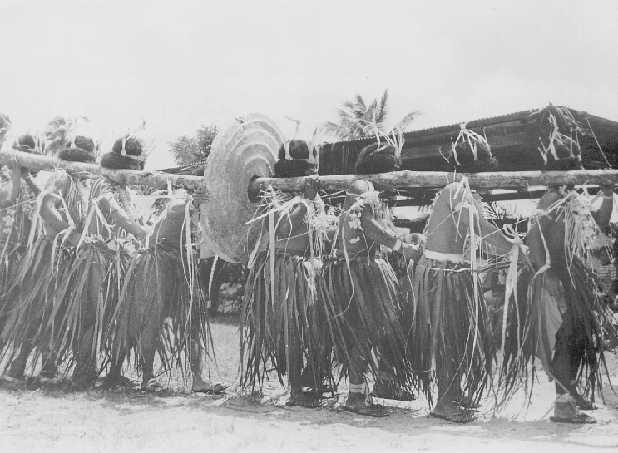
[109,244,210,379]
[241,250,331,392]
[0,200,33,317]
[410,256,495,405]
[320,256,412,389]
[47,239,125,371]
[0,236,74,369]
[525,259,617,398]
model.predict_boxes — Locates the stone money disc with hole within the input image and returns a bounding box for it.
[201,113,283,263]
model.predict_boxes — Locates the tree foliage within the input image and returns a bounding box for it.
[324,89,419,140]
[169,124,218,166]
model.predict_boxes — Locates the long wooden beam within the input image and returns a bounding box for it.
[3,148,618,196]
[252,169,618,193]
[0,149,204,191]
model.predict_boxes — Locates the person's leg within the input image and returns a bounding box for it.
[346,348,367,408]
[430,346,477,423]
[72,269,100,389]
[550,322,595,423]
[566,324,596,409]
[140,333,157,390]
[286,311,320,406]
[39,351,58,380]
[5,342,31,379]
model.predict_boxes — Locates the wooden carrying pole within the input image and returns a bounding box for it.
[3,148,618,195]
[251,169,618,193]
[0,149,204,191]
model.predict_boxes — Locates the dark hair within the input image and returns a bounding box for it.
[546,156,583,171]
[112,136,143,156]
[447,135,497,172]
[355,143,400,175]
[73,135,95,153]
[57,148,96,163]
[274,159,317,178]
[12,134,38,153]
[100,152,144,170]
[278,140,310,160]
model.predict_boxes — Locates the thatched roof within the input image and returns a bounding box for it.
[319,106,618,175]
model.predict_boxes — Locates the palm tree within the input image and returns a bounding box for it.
[324,89,419,140]
[169,124,218,166]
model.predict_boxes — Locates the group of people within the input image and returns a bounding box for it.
[241,138,618,424]
[0,115,220,394]
[0,113,616,425]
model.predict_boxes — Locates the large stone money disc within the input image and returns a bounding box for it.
[201,114,283,263]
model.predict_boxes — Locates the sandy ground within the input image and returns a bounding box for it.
[1,320,618,453]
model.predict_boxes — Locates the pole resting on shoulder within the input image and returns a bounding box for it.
[3,147,618,196]
[250,169,618,193]
[0,148,205,192]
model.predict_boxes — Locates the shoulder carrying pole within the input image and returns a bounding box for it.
[3,148,618,195]
[0,149,204,191]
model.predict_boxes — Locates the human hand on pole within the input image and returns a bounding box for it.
[402,243,421,261]
[600,183,614,197]
[302,176,319,200]
[192,187,209,208]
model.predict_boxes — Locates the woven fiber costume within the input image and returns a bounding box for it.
[60,135,148,388]
[321,181,414,415]
[524,186,617,423]
[410,180,515,423]
[242,140,332,406]
[0,136,90,381]
[0,136,41,310]
[109,199,213,391]
[321,142,416,416]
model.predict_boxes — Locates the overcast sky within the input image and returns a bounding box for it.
[1,0,617,169]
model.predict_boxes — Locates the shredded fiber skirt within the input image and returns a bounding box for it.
[0,209,32,302]
[44,238,127,369]
[0,236,74,368]
[109,244,210,377]
[241,250,330,391]
[526,259,618,398]
[0,237,24,304]
[410,256,496,405]
[320,255,412,389]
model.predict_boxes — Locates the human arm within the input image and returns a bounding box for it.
[591,185,614,231]
[276,202,308,238]
[359,204,401,251]
[0,165,22,209]
[39,174,72,235]
[98,193,149,240]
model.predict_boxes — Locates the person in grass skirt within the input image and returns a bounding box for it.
[524,180,616,424]
[109,196,225,393]
[409,178,518,423]
[321,143,417,416]
[242,139,333,407]
[62,134,149,389]
[1,131,92,382]
[0,133,42,305]
[0,132,44,378]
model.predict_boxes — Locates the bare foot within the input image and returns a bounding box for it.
[142,378,164,392]
[430,405,477,423]
[192,377,227,394]
[550,398,596,424]
[341,392,388,417]
[286,391,321,408]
